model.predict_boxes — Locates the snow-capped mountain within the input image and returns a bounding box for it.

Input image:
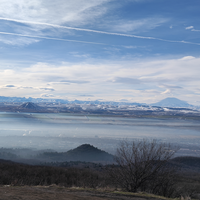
[0,96,197,109]
[0,96,144,106]
[151,97,192,108]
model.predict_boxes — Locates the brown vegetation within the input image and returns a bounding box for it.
[108,139,178,197]
[0,160,106,188]
[0,186,169,200]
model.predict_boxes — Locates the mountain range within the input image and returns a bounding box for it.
[0,96,196,108]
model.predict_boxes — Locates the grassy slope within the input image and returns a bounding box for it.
[0,186,171,200]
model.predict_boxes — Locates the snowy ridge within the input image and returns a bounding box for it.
[0,96,199,112]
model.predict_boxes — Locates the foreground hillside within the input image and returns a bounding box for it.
[0,186,168,200]
[1,155,200,199]
[1,142,200,199]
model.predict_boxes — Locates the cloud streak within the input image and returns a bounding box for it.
[186,26,194,30]
[109,18,168,33]
[0,18,200,46]
[40,87,55,91]
[186,26,200,32]
[192,29,200,32]
[5,85,15,88]
[0,31,106,45]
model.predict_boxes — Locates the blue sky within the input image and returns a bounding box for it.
[0,0,200,105]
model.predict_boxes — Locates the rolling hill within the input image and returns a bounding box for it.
[37,144,114,162]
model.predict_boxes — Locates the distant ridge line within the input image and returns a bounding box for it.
[0,95,145,106]
[0,96,196,108]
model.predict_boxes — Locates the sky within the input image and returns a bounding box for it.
[0,0,200,105]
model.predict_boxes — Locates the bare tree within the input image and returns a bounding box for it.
[109,139,177,195]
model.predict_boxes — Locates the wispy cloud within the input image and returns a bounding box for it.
[160,84,182,90]
[0,31,106,45]
[0,0,111,26]
[109,18,168,33]
[0,34,39,45]
[79,94,94,97]
[0,84,55,92]
[191,29,200,32]
[5,85,16,88]
[161,89,171,95]
[0,19,200,46]
[40,87,55,91]
[60,80,90,84]
[186,26,194,30]
[186,26,200,32]
[111,77,141,85]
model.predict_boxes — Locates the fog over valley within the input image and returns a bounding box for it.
[0,100,200,158]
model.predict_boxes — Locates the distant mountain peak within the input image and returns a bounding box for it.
[19,102,40,110]
[151,97,192,108]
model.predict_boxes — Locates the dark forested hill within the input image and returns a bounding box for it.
[36,144,114,162]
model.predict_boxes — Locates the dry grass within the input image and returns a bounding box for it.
[0,185,174,200]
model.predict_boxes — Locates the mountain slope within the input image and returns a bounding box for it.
[18,102,41,110]
[151,97,192,108]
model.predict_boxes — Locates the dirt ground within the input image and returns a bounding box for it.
[0,186,164,200]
